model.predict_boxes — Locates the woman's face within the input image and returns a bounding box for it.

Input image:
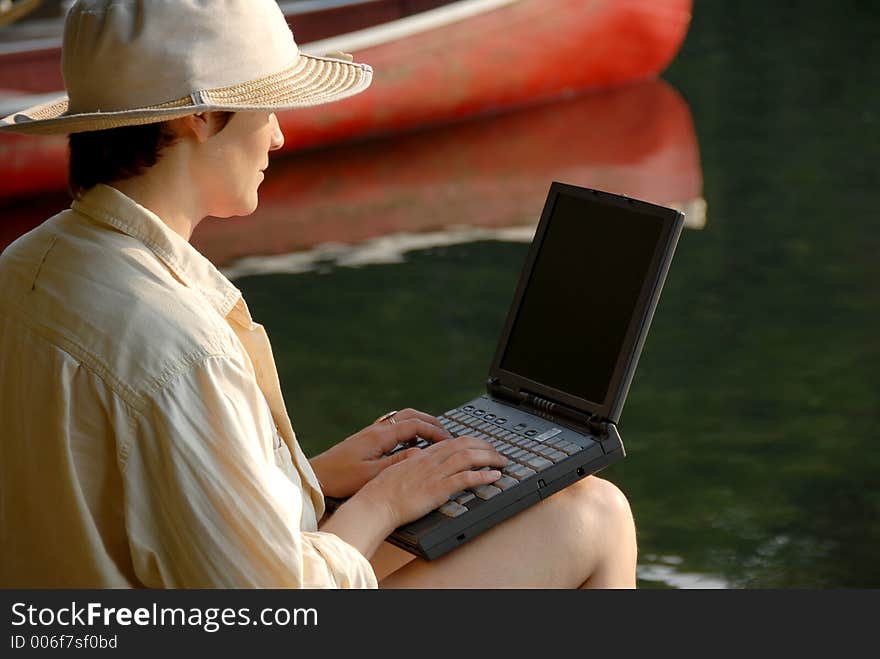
[195,111,284,218]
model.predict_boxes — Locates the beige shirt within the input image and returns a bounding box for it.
[0,184,377,588]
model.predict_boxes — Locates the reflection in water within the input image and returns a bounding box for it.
[0,79,704,257]
[228,0,880,586]
[210,79,709,588]
[221,225,536,279]
[638,555,729,589]
[192,79,705,267]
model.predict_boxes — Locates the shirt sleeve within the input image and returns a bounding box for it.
[123,354,378,588]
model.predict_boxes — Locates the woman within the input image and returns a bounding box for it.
[0,0,636,588]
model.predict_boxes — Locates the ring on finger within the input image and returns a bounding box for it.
[374,410,399,425]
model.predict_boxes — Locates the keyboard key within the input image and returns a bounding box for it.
[471,484,502,500]
[547,450,567,462]
[558,441,584,455]
[484,413,496,420]
[525,429,538,436]
[493,475,518,491]
[510,466,536,480]
[438,501,468,517]
[524,456,554,471]
[534,428,563,442]
[495,418,507,424]
[503,463,530,478]
[454,492,476,505]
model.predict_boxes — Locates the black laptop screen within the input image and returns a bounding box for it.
[498,191,666,406]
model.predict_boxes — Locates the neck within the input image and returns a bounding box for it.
[110,150,205,242]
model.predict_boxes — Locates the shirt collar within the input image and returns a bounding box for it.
[72,184,243,320]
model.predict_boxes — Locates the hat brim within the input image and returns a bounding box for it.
[0,54,372,135]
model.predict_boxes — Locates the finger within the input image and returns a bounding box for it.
[436,446,508,475]
[373,418,452,454]
[376,446,422,472]
[393,408,447,432]
[390,418,452,445]
[425,434,494,459]
[442,468,503,495]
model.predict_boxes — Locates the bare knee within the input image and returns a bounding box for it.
[579,477,633,524]
[552,475,631,521]
[379,477,636,589]
[564,476,637,587]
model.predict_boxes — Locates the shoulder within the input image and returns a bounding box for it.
[0,208,243,401]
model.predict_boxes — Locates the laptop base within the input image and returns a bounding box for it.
[386,395,625,561]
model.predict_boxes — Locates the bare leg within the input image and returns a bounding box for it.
[376,476,637,589]
[370,541,416,582]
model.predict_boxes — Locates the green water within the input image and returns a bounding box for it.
[233,2,879,587]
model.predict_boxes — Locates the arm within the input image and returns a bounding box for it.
[126,355,376,588]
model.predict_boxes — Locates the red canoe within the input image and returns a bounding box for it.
[0,0,693,200]
[0,0,461,93]
[190,79,705,269]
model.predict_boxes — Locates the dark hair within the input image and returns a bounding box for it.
[67,111,234,197]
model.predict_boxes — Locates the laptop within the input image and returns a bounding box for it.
[331,181,683,560]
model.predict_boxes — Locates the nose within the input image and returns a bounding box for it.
[269,112,284,151]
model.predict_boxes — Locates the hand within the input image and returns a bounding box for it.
[352,435,509,532]
[309,408,452,498]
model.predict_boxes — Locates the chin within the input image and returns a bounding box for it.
[213,196,260,218]
[241,196,260,216]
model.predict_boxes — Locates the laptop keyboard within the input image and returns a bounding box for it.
[391,404,586,519]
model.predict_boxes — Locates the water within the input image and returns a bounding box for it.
[2,1,877,588]
[226,1,879,588]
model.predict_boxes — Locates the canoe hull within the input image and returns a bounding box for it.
[287,0,693,150]
[0,0,692,200]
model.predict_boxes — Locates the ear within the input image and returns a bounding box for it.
[173,113,212,143]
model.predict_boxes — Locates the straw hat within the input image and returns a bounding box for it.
[0,0,373,135]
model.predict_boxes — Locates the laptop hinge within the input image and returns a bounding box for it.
[487,377,524,406]
[487,378,617,445]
